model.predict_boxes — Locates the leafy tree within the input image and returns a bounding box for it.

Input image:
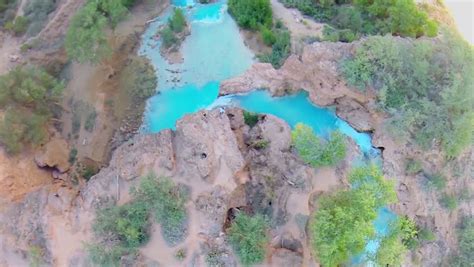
[65,2,110,63]
[160,26,178,48]
[291,123,346,168]
[228,213,269,265]
[168,8,186,33]
[309,165,397,266]
[98,0,129,27]
[0,67,63,154]
[228,0,272,30]
[375,232,407,267]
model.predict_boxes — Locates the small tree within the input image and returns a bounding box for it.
[291,123,347,167]
[228,213,269,265]
[168,8,186,33]
[65,2,110,63]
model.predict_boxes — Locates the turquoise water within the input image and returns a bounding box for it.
[139,0,253,132]
[140,0,395,264]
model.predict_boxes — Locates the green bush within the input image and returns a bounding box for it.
[418,228,436,242]
[450,217,474,266]
[87,173,188,265]
[426,172,446,191]
[160,26,178,48]
[65,2,110,63]
[68,148,78,164]
[169,8,186,33]
[4,16,28,35]
[375,232,407,267]
[23,0,56,36]
[309,165,397,266]
[228,213,269,265]
[405,158,422,175]
[132,174,188,245]
[260,26,276,46]
[66,0,135,63]
[88,200,149,266]
[243,110,259,128]
[291,123,346,168]
[93,201,150,248]
[228,0,272,30]
[258,28,291,68]
[342,35,473,158]
[439,194,458,211]
[84,110,97,132]
[120,56,157,102]
[0,67,63,154]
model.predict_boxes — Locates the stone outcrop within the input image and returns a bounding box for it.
[221,42,367,107]
[34,137,71,173]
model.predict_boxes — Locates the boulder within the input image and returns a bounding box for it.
[34,138,71,173]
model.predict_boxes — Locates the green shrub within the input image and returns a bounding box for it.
[65,2,110,63]
[426,172,446,191]
[418,228,436,242]
[243,111,259,128]
[375,232,407,267]
[175,248,186,261]
[405,158,422,175]
[228,0,272,30]
[228,213,269,265]
[84,110,97,132]
[450,217,474,266]
[309,165,397,266]
[342,34,473,158]
[399,216,419,249]
[81,165,98,181]
[120,56,157,102]
[23,0,56,36]
[169,8,186,33]
[258,28,291,68]
[160,26,178,48]
[68,148,78,164]
[93,201,150,248]
[291,123,346,168]
[65,0,135,63]
[88,200,149,265]
[439,194,458,211]
[131,174,188,245]
[260,26,276,46]
[0,67,63,154]
[4,16,28,35]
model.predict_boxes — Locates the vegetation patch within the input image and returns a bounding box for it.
[228,213,269,265]
[342,34,473,158]
[0,67,64,154]
[280,0,437,42]
[23,0,57,36]
[88,173,188,265]
[131,173,188,246]
[449,217,474,266]
[228,0,272,31]
[291,123,346,168]
[159,8,188,50]
[308,165,397,266]
[243,111,259,128]
[66,0,139,63]
[120,56,157,104]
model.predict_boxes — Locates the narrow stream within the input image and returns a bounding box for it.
[139,0,395,264]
